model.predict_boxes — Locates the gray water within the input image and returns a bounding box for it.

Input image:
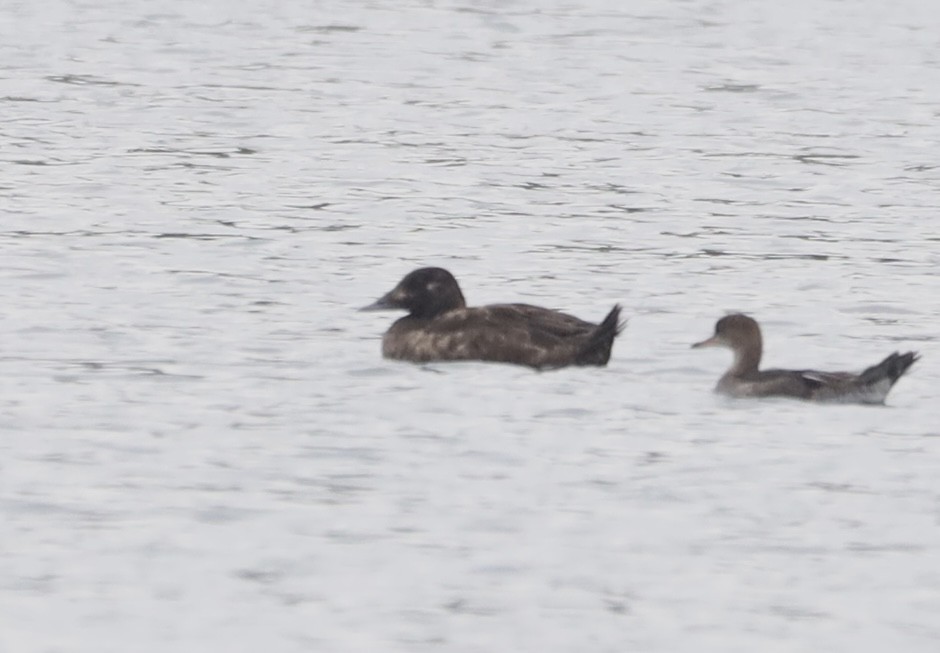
[2,0,939,651]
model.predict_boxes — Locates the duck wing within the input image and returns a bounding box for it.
[491,304,604,336]
[804,351,920,404]
[732,369,820,399]
[481,304,623,366]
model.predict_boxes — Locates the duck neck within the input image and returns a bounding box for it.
[728,339,761,377]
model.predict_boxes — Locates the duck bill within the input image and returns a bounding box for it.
[360,289,403,312]
[692,335,721,349]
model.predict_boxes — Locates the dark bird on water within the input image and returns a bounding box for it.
[692,313,918,404]
[362,267,624,369]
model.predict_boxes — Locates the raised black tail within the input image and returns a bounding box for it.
[859,351,920,386]
[575,304,625,366]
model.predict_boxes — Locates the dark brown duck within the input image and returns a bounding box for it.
[693,313,918,404]
[362,267,624,369]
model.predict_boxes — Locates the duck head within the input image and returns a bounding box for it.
[693,313,763,374]
[362,267,467,319]
[692,313,761,350]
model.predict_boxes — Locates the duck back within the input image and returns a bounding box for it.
[718,352,919,404]
[383,303,623,369]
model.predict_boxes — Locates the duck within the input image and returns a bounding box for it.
[692,313,918,404]
[361,267,624,369]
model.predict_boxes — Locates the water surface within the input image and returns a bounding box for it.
[2,1,939,651]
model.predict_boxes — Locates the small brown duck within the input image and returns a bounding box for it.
[693,313,918,404]
[362,267,624,369]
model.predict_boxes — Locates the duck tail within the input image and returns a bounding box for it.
[859,351,920,387]
[576,304,625,366]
